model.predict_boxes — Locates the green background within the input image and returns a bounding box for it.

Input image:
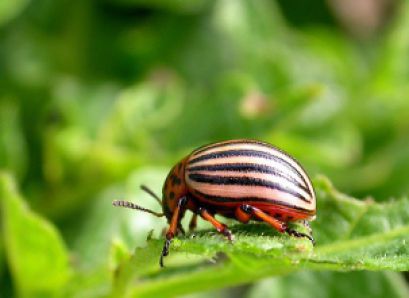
[1,0,409,297]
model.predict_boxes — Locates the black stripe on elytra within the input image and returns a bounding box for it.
[188,173,310,203]
[191,140,313,189]
[188,149,308,187]
[187,163,311,196]
[193,189,313,214]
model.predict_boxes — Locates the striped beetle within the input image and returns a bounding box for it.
[113,139,316,267]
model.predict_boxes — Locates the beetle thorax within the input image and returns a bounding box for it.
[162,158,188,222]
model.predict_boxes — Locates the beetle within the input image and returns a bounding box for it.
[113,139,316,267]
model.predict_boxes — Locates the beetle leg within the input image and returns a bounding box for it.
[286,227,315,245]
[298,219,313,242]
[160,197,187,267]
[240,205,315,244]
[198,208,234,241]
[286,220,315,245]
[188,214,198,232]
[238,205,287,232]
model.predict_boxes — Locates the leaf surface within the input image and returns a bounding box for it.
[111,175,409,297]
[0,173,71,297]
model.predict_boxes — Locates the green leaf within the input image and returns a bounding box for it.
[111,175,409,297]
[0,172,71,297]
[248,271,409,298]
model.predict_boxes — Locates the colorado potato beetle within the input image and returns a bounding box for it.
[113,139,316,267]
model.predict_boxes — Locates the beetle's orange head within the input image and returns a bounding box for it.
[162,158,188,223]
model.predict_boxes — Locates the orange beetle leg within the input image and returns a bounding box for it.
[198,208,234,241]
[239,205,314,244]
[239,205,286,232]
[161,197,187,267]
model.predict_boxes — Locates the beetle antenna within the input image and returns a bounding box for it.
[140,185,162,206]
[112,200,164,217]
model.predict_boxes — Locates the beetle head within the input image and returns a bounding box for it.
[162,159,188,223]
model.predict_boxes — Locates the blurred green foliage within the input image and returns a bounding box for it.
[1,0,409,297]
